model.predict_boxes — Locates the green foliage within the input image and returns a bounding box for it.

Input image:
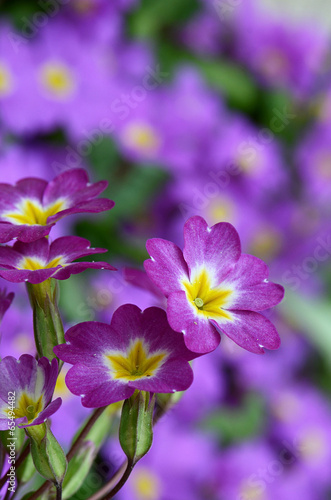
[199,393,266,445]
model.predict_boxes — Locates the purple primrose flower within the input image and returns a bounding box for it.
[0,168,114,243]
[54,304,196,407]
[144,216,284,354]
[0,354,61,429]
[0,236,116,284]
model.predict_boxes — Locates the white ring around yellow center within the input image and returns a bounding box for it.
[182,268,233,321]
[18,255,64,271]
[2,198,67,226]
[0,62,13,97]
[39,62,76,99]
[122,123,160,153]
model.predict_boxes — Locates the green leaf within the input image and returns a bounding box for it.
[196,58,258,112]
[62,442,95,499]
[129,0,200,39]
[17,452,36,484]
[119,392,155,465]
[200,393,266,444]
[280,291,331,367]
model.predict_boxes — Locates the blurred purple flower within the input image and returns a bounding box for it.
[233,1,329,98]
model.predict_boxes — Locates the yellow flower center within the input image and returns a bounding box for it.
[105,339,167,382]
[18,255,64,271]
[317,152,331,179]
[0,62,13,97]
[3,198,66,226]
[8,393,44,423]
[259,49,288,80]
[239,481,265,500]
[182,268,232,320]
[298,430,326,460]
[123,123,160,153]
[208,199,235,225]
[132,468,161,500]
[40,62,76,99]
[250,227,282,261]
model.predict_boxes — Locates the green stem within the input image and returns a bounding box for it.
[27,279,65,362]
[86,460,129,500]
[26,407,107,500]
[101,461,134,500]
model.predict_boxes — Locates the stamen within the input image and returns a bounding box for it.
[194,297,204,309]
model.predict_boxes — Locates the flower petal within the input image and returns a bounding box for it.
[183,216,241,285]
[213,310,281,354]
[222,254,285,311]
[167,291,221,354]
[144,238,189,296]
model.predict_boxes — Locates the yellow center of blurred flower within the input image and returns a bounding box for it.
[73,0,95,12]
[298,430,326,460]
[18,256,64,271]
[132,468,161,500]
[8,393,43,423]
[3,198,66,226]
[236,150,260,174]
[182,268,232,320]
[259,49,288,81]
[105,339,167,382]
[249,227,283,261]
[40,62,76,99]
[316,152,331,179]
[272,393,300,422]
[123,123,160,153]
[239,481,265,500]
[12,334,35,353]
[208,199,235,225]
[0,63,13,97]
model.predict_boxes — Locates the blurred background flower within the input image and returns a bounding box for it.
[1,0,331,498]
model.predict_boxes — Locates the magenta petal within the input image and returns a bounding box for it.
[223,254,285,310]
[42,168,90,204]
[16,178,47,201]
[183,216,241,282]
[123,267,165,298]
[0,184,23,212]
[0,223,53,244]
[214,310,281,354]
[0,268,56,284]
[20,398,62,428]
[53,262,116,280]
[47,199,115,224]
[13,238,49,261]
[144,238,189,296]
[49,236,106,261]
[167,291,220,354]
[0,291,14,322]
[129,359,194,393]
[65,364,134,407]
